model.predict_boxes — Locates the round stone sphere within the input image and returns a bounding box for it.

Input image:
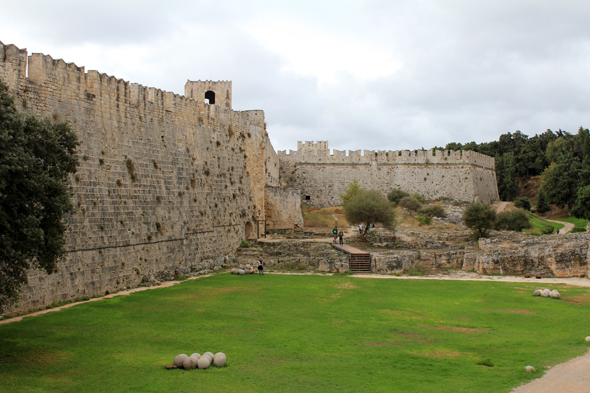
[585,336,590,342]
[238,269,245,275]
[190,353,201,359]
[203,351,215,358]
[197,356,211,369]
[183,356,197,370]
[214,352,226,358]
[214,353,227,367]
[541,289,550,297]
[525,366,535,373]
[551,290,561,299]
[231,268,238,274]
[173,354,189,368]
[533,290,541,296]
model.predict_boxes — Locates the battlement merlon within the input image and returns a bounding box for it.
[297,141,329,151]
[278,144,495,170]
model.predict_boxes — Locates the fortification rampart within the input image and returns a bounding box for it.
[0,40,273,313]
[278,142,499,206]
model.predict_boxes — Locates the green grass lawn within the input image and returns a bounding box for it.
[528,212,564,231]
[1,274,590,393]
[552,216,589,230]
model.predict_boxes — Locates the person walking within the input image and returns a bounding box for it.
[258,259,264,275]
[332,225,339,243]
[359,223,363,233]
[338,230,344,245]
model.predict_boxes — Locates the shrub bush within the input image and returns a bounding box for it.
[411,193,426,203]
[399,196,423,212]
[570,226,587,233]
[463,203,496,239]
[495,209,531,232]
[514,197,531,211]
[416,215,432,226]
[387,189,409,205]
[419,205,446,218]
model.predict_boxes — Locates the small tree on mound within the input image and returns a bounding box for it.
[463,203,496,239]
[495,209,531,232]
[419,205,446,218]
[398,196,423,213]
[513,197,531,211]
[387,189,409,205]
[344,190,396,235]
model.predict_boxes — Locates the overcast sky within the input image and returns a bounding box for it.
[2,0,590,152]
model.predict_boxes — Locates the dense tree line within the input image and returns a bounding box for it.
[437,127,590,218]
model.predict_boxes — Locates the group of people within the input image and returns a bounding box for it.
[332,226,344,245]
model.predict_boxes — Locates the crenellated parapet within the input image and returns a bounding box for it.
[278,142,495,170]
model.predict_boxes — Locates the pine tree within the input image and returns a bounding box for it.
[535,188,551,214]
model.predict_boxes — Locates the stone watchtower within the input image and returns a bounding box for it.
[185,80,232,109]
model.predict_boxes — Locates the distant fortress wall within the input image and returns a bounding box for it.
[278,141,499,206]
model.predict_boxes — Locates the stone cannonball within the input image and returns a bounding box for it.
[213,353,227,367]
[214,352,226,358]
[525,366,535,373]
[551,290,561,299]
[238,269,245,275]
[231,268,238,274]
[173,354,189,368]
[585,336,590,342]
[190,353,201,359]
[197,356,211,369]
[183,356,197,370]
[204,351,215,358]
[533,290,541,296]
[541,289,550,297]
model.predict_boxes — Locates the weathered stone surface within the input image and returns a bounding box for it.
[197,356,211,369]
[551,290,561,299]
[525,366,536,372]
[238,269,245,275]
[534,290,541,296]
[173,354,188,368]
[203,351,215,359]
[542,289,550,297]
[585,336,590,342]
[190,353,201,359]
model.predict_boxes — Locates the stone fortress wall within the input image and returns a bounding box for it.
[278,141,499,206]
[0,40,301,313]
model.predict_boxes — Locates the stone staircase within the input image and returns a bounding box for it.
[332,244,372,273]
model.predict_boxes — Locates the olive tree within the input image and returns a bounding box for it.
[344,189,396,235]
[0,79,79,311]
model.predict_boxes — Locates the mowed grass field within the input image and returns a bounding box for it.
[1,274,590,393]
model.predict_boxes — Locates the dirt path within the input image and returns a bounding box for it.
[547,219,575,234]
[510,350,590,393]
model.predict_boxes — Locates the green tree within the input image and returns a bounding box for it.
[0,79,79,311]
[344,190,396,235]
[572,185,590,220]
[387,189,409,205]
[541,152,581,209]
[339,179,363,205]
[513,197,531,211]
[495,209,531,232]
[535,188,551,214]
[463,203,497,239]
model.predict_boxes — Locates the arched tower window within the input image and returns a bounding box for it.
[205,90,216,105]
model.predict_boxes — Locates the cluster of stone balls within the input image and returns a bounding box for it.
[534,289,561,298]
[231,266,255,275]
[169,352,226,370]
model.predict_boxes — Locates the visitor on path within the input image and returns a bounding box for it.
[258,259,264,275]
[332,225,339,243]
[359,223,363,233]
[557,229,560,234]
[338,230,344,245]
